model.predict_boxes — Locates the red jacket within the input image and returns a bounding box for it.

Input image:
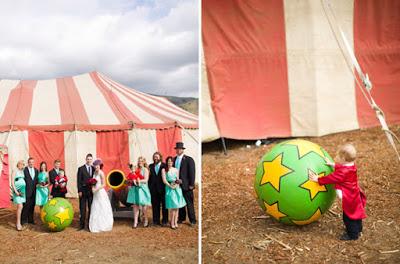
[318,163,366,220]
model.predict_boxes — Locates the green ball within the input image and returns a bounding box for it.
[41,198,74,232]
[254,139,336,225]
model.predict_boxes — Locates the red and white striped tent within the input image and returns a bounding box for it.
[0,71,198,198]
[202,0,400,142]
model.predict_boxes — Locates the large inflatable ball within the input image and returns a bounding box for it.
[41,198,74,232]
[254,139,336,225]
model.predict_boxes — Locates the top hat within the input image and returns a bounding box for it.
[174,142,185,149]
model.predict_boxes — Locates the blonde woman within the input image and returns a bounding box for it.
[11,160,26,231]
[127,157,151,228]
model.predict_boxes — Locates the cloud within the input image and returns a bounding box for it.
[0,0,198,97]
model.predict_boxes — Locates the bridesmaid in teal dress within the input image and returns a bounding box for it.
[128,157,151,228]
[11,160,26,231]
[36,162,49,207]
[162,156,186,229]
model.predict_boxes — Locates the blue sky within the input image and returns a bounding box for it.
[0,0,198,97]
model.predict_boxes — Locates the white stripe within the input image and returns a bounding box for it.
[29,79,61,125]
[0,131,29,184]
[201,50,220,142]
[99,73,198,121]
[284,0,358,136]
[73,74,120,125]
[100,78,164,124]
[129,128,157,164]
[113,84,197,125]
[0,80,20,118]
[64,131,97,197]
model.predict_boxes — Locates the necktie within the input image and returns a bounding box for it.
[176,157,181,170]
[155,163,160,175]
[88,166,91,175]
[30,168,34,179]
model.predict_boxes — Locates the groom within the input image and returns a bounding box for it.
[77,153,94,230]
[22,157,38,224]
[173,142,196,226]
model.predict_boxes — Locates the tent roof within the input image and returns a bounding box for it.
[0,71,198,132]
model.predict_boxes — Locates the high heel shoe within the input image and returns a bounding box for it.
[143,219,149,228]
[132,223,138,229]
[16,225,23,231]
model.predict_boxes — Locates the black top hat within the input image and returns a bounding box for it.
[174,142,185,149]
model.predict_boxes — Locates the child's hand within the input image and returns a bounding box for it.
[324,157,334,166]
[308,170,319,182]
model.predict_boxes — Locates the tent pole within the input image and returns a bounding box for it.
[221,137,227,155]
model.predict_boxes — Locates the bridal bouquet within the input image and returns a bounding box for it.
[87,178,97,186]
[39,181,49,187]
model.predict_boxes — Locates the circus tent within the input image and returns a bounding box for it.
[202,0,400,142]
[0,71,198,201]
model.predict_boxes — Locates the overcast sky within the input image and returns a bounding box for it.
[0,0,198,97]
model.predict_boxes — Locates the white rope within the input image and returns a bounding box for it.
[321,0,400,162]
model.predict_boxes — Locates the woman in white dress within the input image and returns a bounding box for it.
[89,159,113,232]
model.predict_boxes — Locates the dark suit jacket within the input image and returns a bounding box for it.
[49,168,65,196]
[23,167,38,198]
[77,164,94,193]
[173,155,195,191]
[148,162,166,194]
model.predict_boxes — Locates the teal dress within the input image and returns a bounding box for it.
[165,170,186,209]
[12,170,26,204]
[127,168,152,206]
[36,172,49,206]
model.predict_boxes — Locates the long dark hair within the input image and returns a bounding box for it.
[165,156,174,172]
[39,161,47,172]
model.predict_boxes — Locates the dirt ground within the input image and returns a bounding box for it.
[0,191,198,264]
[202,126,400,263]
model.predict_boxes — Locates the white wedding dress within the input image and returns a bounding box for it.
[89,172,114,232]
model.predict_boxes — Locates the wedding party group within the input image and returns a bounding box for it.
[8,141,196,232]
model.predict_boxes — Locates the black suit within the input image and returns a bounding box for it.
[173,155,196,224]
[77,164,94,228]
[148,162,168,225]
[49,168,65,197]
[22,166,38,224]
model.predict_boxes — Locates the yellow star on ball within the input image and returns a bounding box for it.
[284,139,325,159]
[48,221,57,230]
[49,199,58,206]
[300,170,327,200]
[292,208,322,225]
[260,153,293,191]
[55,207,71,224]
[264,201,287,220]
[40,209,47,223]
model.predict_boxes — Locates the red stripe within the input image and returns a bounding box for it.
[354,0,400,128]
[156,126,182,159]
[96,131,130,182]
[57,77,90,125]
[0,80,36,126]
[100,78,176,124]
[0,152,10,208]
[100,73,196,119]
[202,0,291,139]
[100,74,198,122]
[90,72,139,124]
[28,131,65,176]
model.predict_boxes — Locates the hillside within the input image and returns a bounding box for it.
[159,95,198,115]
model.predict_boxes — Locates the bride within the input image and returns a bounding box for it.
[89,159,113,232]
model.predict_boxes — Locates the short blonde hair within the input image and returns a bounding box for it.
[338,144,357,162]
[137,156,148,168]
[16,160,25,169]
